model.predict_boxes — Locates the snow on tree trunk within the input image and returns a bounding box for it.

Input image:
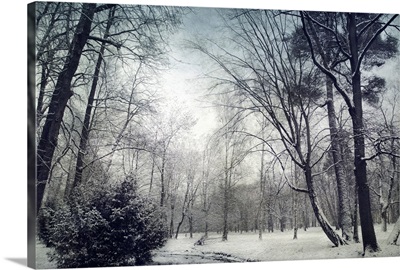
[258,143,265,240]
[353,186,360,243]
[36,3,97,213]
[348,15,379,250]
[326,78,353,241]
[305,166,345,247]
[387,216,400,245]
[293,166,299,240]
[73,7,115,190]
[222,188,229,241]
[189,214,194,238]
[175,182,190,239]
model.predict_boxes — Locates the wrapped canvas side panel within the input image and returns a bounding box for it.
[27,2,37,269]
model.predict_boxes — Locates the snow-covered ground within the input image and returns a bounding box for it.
[36,241,57,269]
[36,225,399,269]
[152,226,399,265]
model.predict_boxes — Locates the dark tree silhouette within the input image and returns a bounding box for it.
[36,3,98,213]
[301,11,398,253]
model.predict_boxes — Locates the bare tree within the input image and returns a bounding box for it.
[35,2,75,128]
[192,10,345,246]
[70,5,186,190]
[151,109,195,208]
[35,3,187,209]
[292,163,300,240]
[387,216,400,245]
[36,3,98,213]
[368,92,400,232]
[258,141,266,240]
[200,139,218,238]
[175,151,200,238]
[72,6,116,189]
[301,11,398,253]
[212,98,250,241]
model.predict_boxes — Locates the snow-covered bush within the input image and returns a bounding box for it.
[39,180,168,268]
[37,201,57,247]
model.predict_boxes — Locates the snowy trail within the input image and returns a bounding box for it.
[152,246,259,265]
[150,234,260,265]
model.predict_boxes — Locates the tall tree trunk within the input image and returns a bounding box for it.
[293,165,300,239]
[293,189,298,240]
[175,183,190,239]
[380,147,397,232]
[175,213,185,239]
[222,185,229,241]
[303,193,308,231]
[381,207,388,232]
[378,155,388,232]
[222,137,231,241]
[189,193,195,238]
[63,154,75,199]
[348,13,379,253]
[72,7,115,190]
[258,143,265,240]
[320,182,339,230]
[169,202,175,239]
[36,3,61,127]
[304,166,345,246]
[326,77,353,241]
[203,200,210,238]
[279,215,285,232]
[353,184,360,243]
[36,3,96,213]
[36,61,51,127]
[149,154,156,194]
[387,216,400,245]
[202,171,209,238]
[267,200,274,233]
[189,212,194,238]
[298,91,345,246]
[258,207,264,240]
[204,217,209,238]
[160,150,167,207]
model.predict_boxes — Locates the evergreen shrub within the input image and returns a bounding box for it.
[38,180,167,268]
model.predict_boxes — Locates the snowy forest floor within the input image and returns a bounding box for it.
[36,225,400,268]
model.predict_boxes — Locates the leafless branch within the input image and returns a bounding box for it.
[88,35,122,48]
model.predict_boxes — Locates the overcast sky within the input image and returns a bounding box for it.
[159,6,400,148]
[158,7,227,144]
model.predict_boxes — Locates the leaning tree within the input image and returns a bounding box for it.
[300,11,398,253]
[191,9,347,246]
